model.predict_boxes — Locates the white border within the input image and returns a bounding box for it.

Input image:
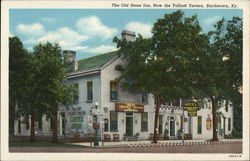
[1,0,249,160]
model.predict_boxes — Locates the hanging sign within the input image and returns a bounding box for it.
[206,115,212,130]
[115,102,144,112]
[184,101,199,116]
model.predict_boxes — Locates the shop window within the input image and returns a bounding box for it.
[72,83,79,103]
[141,94,148,104]
[228,118,231,131]
[110,81,117,101]
[104,118,109,132]
[87,81,93,101]
[197,116,202,134]
[110,111,118,132]
[141,112,148,132]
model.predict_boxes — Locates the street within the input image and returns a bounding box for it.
[9,143,242,153]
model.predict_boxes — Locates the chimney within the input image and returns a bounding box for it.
[63,50,78,71]
[121,30,136,42]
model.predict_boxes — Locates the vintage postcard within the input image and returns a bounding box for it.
[1,0,249,160]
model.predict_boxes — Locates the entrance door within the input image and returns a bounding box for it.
[170,119,175,137]
[126,113,133,136]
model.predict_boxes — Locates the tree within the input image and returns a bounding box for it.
[114,10,209,143]
[9,36,31,135]
[31,42,73,143]
[191,16,242,141]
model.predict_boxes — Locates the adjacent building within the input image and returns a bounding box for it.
[13,30,234,141]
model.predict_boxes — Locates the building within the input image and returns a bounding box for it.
[13,30,234,141]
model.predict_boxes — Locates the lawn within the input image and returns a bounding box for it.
[9,141,87,148]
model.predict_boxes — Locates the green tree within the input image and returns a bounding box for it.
[31,42,73,143]
[190,16,243,141]
[114,10,209,143]
[9,36,31,135]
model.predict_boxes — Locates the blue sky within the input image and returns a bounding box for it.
[10,9,242,60]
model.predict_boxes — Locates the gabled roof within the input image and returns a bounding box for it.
[65,51,118,73]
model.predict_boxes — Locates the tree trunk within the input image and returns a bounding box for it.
[211,97,218,141]
[30,111,35,142]
[52,111,58,143]
[153,96,160,143]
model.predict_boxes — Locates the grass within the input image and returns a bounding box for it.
[9,140,87,148]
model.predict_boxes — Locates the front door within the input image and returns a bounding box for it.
[170,120,175,137]
[126,113,133,136]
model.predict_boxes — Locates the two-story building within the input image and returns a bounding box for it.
[13,30,234,141]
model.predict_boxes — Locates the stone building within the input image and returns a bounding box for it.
[13,30,234,141]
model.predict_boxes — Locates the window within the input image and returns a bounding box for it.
[87,81,93,101]
[110,81,117,100]
[110,111,118,132]
[228,118,231,131]
[38,119,42,130]
[225,100,229,112]
[25,117,29,130]
[104,118,109,132]
[72,83,79,103]
[141,94,148,104]
[197,116,202,134]
[141,112,148,132]
[172,99,180,106]
[50,118,54,130]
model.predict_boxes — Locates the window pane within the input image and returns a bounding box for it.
[87,81,93,101]
[197,116,202,134]
[72,83,79,103]
[228,118,231,131]
[110,81,117,100]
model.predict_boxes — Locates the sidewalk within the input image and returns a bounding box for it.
[68,139,242,148]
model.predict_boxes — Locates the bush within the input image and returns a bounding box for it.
[232,129,242,138]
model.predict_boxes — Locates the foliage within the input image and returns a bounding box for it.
[9,36,32,133]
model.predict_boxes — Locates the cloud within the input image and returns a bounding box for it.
[203,16,223,26]
[24,27,88,50]
[87,45,117,53]
[125,21,152,38]
[76,16,118,40]
[16,23,45,36]
[42,17,55,22]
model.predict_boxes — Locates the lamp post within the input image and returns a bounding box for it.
[93,101,99,146]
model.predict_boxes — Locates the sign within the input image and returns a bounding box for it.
[69,111,85,129]
[115,102,144,112]
[184,101,199,116]
[206,115,212,130]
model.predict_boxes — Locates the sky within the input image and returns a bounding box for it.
[10,9,242,60]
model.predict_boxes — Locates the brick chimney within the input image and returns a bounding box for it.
[63,50,78,71]
[121,30,136,42]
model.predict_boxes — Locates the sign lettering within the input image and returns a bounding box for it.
[115,102,144,112]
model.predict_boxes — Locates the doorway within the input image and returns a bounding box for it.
[60,113,65,135]
[170,117,175,137]
[126,113,133,136]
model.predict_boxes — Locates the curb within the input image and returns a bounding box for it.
[128,141,242,148]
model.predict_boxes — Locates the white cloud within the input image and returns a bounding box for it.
[24,27,88,50]
[203,16,223,26]
[87,45,117,53]
[42,17,55,22]
[16,23,45,36]
[76,16,118,40]
[125,21,152,38]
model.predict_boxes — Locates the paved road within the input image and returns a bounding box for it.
[9,143,242,153]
